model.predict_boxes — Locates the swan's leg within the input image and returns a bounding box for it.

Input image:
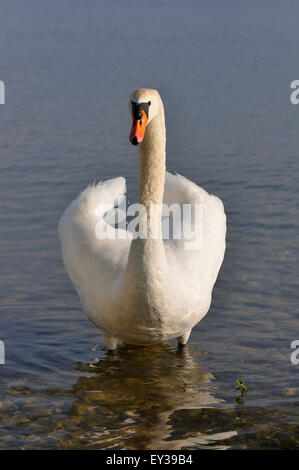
[177,329,192,346]
[103,333,118,351]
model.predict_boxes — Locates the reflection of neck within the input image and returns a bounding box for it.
[138,108,166,238]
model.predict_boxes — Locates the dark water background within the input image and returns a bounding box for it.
[0,0,298,449]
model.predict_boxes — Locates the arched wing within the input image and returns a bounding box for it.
[163,172,226,291]
[58,177,132,313]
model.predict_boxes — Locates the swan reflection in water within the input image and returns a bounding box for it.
[62,344,237,449]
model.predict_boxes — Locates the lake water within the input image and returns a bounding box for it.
[0,0,298,449]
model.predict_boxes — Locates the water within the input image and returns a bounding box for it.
[0,0,298,449]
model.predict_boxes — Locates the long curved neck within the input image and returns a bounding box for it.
[138,107,166,238]
[138,107,166,208]
[122,106,167,297]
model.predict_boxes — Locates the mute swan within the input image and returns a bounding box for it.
[58,89,226,350]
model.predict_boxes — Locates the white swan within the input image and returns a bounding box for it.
[58,89,226,350]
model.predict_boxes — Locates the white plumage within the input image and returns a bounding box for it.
[59,89,226,350]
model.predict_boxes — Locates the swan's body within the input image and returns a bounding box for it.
[59,89,226,350]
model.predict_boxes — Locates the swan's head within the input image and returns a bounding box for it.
[129,89,162,145]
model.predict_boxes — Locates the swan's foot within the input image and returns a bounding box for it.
[177,329,191,347]
[103,333,118,351]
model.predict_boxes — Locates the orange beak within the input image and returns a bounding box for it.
[129,110,148,145]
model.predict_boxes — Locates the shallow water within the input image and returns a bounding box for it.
[0,0,298,449]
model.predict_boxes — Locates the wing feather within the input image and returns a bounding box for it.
[58,177,132,314]
[163,172,226,291]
